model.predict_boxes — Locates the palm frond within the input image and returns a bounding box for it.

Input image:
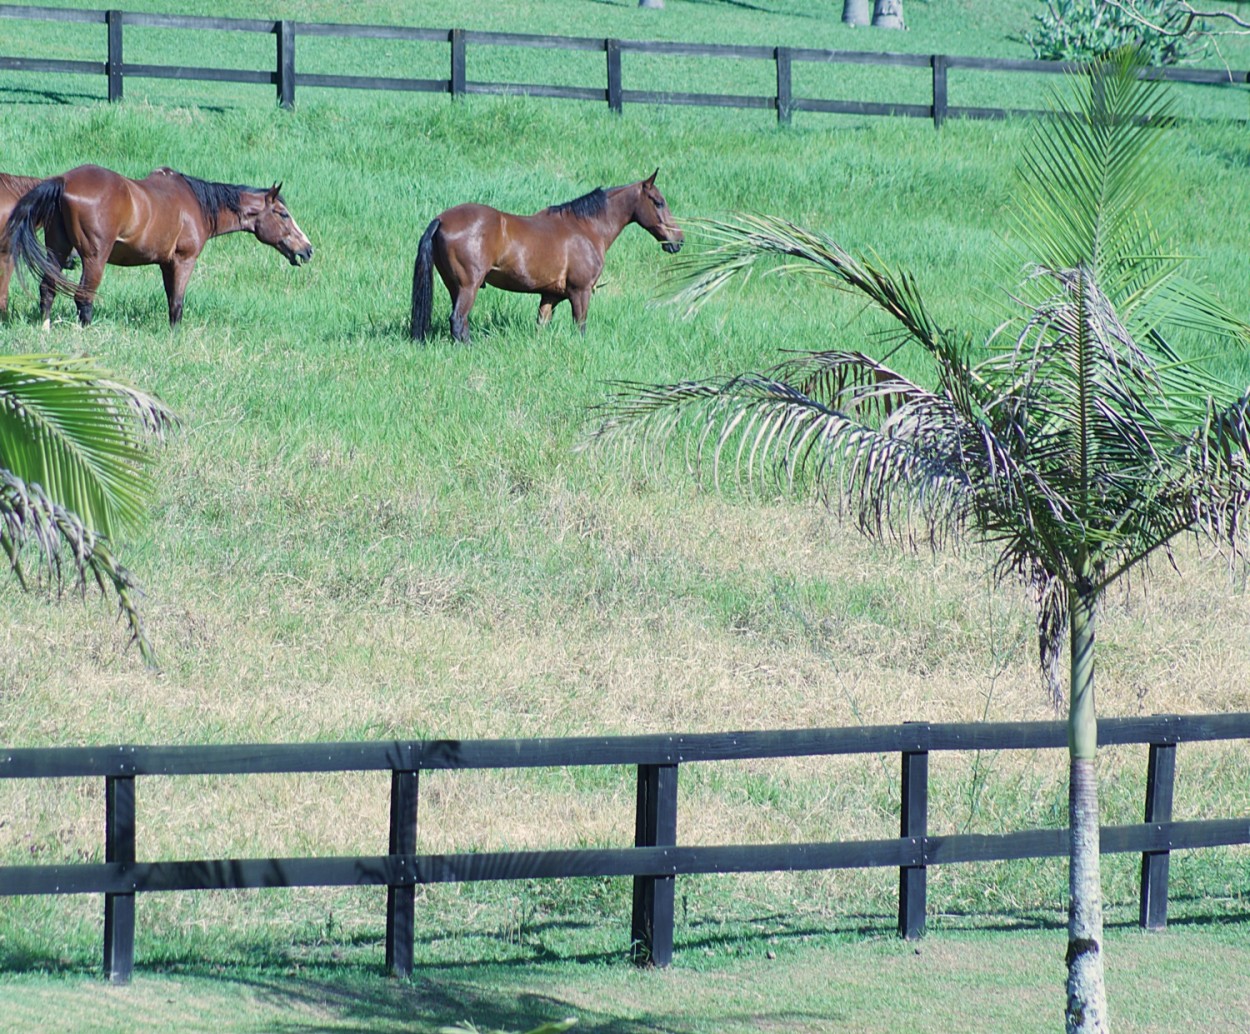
[669,214,944,352]
[0,469,154,665]
[1012,48,1176,279]
[587,352,1042,550]
[0,354,175,540]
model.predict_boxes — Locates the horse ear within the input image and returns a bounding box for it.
[645,168,659,187]
[267,182,283,201]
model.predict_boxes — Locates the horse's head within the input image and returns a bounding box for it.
[248,183,313,266]
[633,170,683,254]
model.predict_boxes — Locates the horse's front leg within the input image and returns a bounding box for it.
[160,258,196,328]
[568,287,592,335]
[536,293,561,329]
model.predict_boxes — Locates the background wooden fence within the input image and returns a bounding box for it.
[2,4,1249,127]
[2,712,1248,983]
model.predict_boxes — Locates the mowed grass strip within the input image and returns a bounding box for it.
[1,918,1248,1033]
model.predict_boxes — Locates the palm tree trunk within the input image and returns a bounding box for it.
[1066,586,1108,1034]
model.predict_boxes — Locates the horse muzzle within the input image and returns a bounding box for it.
[286,244,314,266]
[662,240,683,254]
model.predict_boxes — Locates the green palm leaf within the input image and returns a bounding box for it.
[0,353,174,664]
[0,354,173,540]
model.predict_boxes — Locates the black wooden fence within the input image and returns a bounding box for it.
[2,4,1249,128]
[2,712,1249,983]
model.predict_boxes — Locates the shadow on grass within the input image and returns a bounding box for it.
[221,972,681,1034]
[2,900,1246,1032]
[0,85,101,106]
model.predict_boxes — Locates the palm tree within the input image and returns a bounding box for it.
[1,353,173,664]
[587,51,1250,1033]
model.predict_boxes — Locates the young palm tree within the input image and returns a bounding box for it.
[587,51,1250,1034]
[1,353,173,664]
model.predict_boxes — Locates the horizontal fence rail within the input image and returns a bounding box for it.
[2,712,1249,981]
[1,5,1249,127]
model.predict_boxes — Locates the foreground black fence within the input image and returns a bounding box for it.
[1,4,1249,128]
[2,712,1248,983]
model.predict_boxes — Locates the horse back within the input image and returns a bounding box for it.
[435,202,506,240]
[0,174,42,238]
[0,172,42,205]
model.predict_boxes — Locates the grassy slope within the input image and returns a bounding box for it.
[1,0,1249,1029]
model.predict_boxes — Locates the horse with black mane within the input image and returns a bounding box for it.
[411,170,683,343]
[1,163,313,328]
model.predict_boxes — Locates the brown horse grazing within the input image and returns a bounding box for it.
[0,172,45,315]
[2,163,313,328]
[411,170,683,343]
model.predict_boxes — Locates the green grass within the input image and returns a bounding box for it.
[2,1,1250,1030]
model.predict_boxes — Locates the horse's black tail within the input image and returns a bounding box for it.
[3,178,77,296]
[411,217,439,341]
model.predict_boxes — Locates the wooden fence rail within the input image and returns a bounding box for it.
[2,4,1249,127]
[2,712,1249,982]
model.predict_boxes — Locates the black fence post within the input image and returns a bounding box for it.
[103,775,136,983]
[775,46,792,125]
[897,745,928,940]
[931,53,948,130]
[1139,741,1176,930]
[276,20,295,109]
[106,10,123,103]
[631,763,677,967]
[606,38,622,114]
[385,769,419,977]
[450,29,466,98]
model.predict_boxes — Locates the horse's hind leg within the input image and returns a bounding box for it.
[72,253,107,327]
[449,283,478,344]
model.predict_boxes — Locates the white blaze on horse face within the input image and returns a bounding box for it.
[286,210,313,262]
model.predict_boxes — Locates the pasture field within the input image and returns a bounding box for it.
[1,1,1249,1031]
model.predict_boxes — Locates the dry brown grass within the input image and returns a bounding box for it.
[4,489,1247,909]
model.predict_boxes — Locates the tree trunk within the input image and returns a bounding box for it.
[871,0,905,29]
[842,0,870,26]
[1066,588,1109,1034]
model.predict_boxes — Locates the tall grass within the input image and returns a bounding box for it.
[0,0,1247,1012]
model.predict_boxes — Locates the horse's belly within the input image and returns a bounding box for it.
[107,242,149,266]
[485,269,562,295]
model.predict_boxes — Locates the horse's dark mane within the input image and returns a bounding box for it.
[545,187,607,219]
[173,171,275,232]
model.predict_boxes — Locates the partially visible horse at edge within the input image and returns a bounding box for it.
[1,163,314,328]
[411,169,683,343]
[1,172,45,316]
